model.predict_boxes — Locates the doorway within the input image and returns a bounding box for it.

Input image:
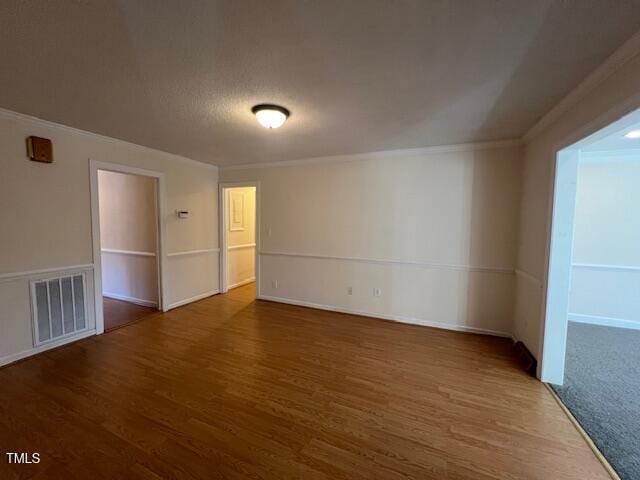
[542,108,640,480]
[542,107,640,384]
[90,161,167,334]
[219,183,259,297]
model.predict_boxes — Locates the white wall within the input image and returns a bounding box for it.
[99,170,158,306]
[569,154,640,327]
[226,187,256,289]
[0,109,219,365]
[221,142,522,336]
[514,45,640,362]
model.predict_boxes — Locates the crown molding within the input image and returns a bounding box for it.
[0,107,217,171]
[219,138,522,171]
[523,30,640,142]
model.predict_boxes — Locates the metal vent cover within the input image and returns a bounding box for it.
[31,273,88,345]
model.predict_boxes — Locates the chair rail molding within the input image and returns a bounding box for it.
[102,248,156,257]
[259,251,514,275]
[228,243,256,251]
[0,264,94,283]
[167,248,220,257]
[572,263,640,273]
[515,268,544,288]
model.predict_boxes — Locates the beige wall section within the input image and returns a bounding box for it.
[514,50,640,360]
[572,157,640,266]
[226,187,256,289]
[221,144,522,335]
[568,156,640,325]
[101,253,158,306]
[0,110,218,365]
[98,170,158,305]
[98,171,157,253]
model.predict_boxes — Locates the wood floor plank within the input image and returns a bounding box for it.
[103,297,157,332]
[0,284,609,479]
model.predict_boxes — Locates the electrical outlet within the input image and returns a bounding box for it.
[373,287,381,297]
[347,286,353,295]
[271,279,279,289]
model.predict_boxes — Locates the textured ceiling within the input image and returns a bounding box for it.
[2,1,640,166]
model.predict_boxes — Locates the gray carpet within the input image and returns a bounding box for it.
[551,322,640,480]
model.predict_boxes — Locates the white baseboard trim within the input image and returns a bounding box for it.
[257,294,512,338]
[228,277,256,290]
[168,290,220,310]
[568,313,640,330]
[0,329,96,368]
[103,292,158,308]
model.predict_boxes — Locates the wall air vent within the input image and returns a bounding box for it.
[31,273,87,345]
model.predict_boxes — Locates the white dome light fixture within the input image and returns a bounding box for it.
[624,129,640,139]
[252,104,290,129]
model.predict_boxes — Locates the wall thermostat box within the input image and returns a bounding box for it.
[26,136,53,163]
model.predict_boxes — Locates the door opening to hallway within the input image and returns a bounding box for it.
[220,184,257,297]
[97,169,162,331]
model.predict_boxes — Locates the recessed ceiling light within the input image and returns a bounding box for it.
[251,104,290,129]
[624,129,640,139]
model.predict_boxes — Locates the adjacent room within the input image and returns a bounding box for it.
[221,185,257,294]
[98,169,161,331]
[546,112,640,480]
[1,1,640,479]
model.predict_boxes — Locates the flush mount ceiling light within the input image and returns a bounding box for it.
[251,104,290,129]
[624,129,640,139]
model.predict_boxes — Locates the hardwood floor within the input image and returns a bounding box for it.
[103,297,158,332]
[0,284,608,479]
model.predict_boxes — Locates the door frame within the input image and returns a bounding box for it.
[89,159,168,334]
[539,104,640,384]
[539,148,580,384]
[218,181,260,295]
